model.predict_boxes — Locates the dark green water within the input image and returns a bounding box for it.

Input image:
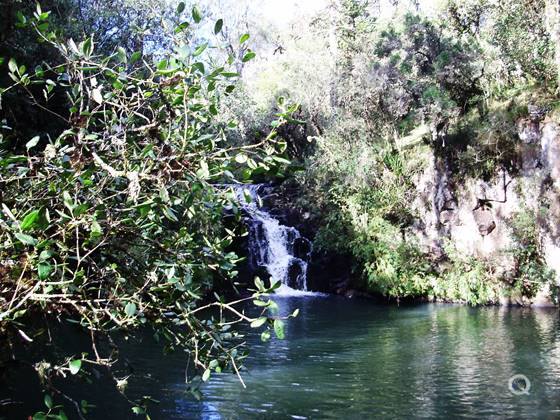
[2,296,560,419]
[124,296,560,419]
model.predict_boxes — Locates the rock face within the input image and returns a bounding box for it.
[411,118,560,306]
[473,205,496,236]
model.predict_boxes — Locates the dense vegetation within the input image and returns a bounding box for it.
[1,0,560,417]
[223,0,560,304]
[0,1,297,417]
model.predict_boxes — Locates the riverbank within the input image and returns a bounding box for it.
[266,113,560,307]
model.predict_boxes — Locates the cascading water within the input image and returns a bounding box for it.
[232,184,314,296]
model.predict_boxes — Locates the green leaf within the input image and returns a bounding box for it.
[39,250,54,261]
[116,47,127,63]
[82,37,94,57]
[250,317,267,328]
[192,6,202,23]
[157,59,168,70]
[69,359,82,375]
[193,43,207,57]
[164,207,179,222]
[235,154,247,164]
[174,21,190,33]
[132,407,145,415]
[192,62,205,73]
[90,221,103,238]
[177,1,186,13]
[44,394,53,409]
[34,65,44,77]
[14,233,37,246]
[273,156,291,165]
[8,58,18,73]
[26,136,40,151]
[242,51,256,63]
[254,276,265,292]
[62,191,75,212]
[202,368,211,382]
[214,19,223,34]
[239,33,250,44]
[125,302,137,317]
[38,262,53,280]
[68,38,80,55]
[74,203,89,217]
[270,280,282,291]
[16,11,26,25]
[0,57,5,66]
[273,319,285,339]
[261,330,271,342]
[21,209,40,230]
[130,51,142,64]
[198,160,209,179]
[291,308,300,318]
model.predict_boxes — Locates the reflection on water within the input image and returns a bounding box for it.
[135,298,560,419]
[2,297,560,419]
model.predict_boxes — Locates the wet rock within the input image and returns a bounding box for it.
[440,209,457,226]
[287,259,303,289]
[293,237,312,259]
[540,121,560,185]
[307,251,353,293]
[253,266,271,283]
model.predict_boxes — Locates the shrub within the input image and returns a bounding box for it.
[0,4,296,415]
[508,208,555,298]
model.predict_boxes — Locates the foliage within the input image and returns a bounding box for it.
[507,208,555,298]
[312,185,502,304]
[0,3,297,416]
[489,0,556,87]
[446,0,558,90]
[229,0,560,304]
[363,13,483,139]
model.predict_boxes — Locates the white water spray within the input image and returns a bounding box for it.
[233,185,316,296]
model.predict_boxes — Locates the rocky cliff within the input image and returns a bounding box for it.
[411,116,560,306]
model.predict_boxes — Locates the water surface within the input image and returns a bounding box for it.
[126,297,560,419]
[3,296,559,419]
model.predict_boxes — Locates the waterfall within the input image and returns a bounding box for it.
[232,184,315,296]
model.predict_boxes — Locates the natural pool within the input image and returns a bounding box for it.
[125,296,560,419]
[2,296,560,419]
